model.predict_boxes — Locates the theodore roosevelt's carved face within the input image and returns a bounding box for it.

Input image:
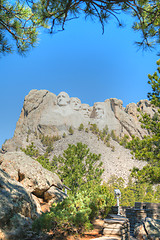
[57,92,70,106]
[93,102,104,119]
[70,97,81,111]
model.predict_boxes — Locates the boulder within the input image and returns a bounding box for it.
[43,185,66,202]
[0,152,66,201]
[134,217,160,239]
[0,168,38,240]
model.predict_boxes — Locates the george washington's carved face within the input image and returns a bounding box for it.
[93,102,104,119]
[57,92,70,106]
[70,97,81,111]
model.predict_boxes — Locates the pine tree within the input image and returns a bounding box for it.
[127,59,160,184]
[1,0,160,55]
[53,142,104,194]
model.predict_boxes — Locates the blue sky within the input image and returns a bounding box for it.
[0,13,159,148]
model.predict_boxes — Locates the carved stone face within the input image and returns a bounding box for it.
[57,92,70,106]
[81,104,92,118]
[93,102,104,119]
[70,97,81,111]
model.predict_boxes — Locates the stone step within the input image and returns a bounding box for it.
[103,228,122,236]
[103,223,124,229]
[91,236,121,240]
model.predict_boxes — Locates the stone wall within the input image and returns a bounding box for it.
[112,202,160,235]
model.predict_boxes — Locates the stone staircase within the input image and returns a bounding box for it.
[91,202,160,240]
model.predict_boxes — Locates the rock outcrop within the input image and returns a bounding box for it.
[134,218,160,239]
[1,90,156,153]
[0,152,66,208]
[0,168,38,240]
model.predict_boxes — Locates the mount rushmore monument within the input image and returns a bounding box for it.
[1,89,156,152]
[0,90,157,239]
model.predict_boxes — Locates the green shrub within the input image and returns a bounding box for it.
[111,145,115,152]
[33,193,92,234]
[111,130,119,142]
[62,132,66,138]
[46,145,54,154]
[40,134,60,147]
[69,126,74,135]
[21,142,39,158]
[27,129,31,135]
[102,125,109,135]
[99,131,104,141]
[36,155,54,172]
[90,124,99,134]
[119,134,129,147]
[33,187,114,235]
[107,175,160,207]
[78,123,84,131]
[104,134,111,143]
[22,143,54,172]
[85,128,89,133]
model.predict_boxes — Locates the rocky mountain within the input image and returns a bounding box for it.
[1,90,155,153]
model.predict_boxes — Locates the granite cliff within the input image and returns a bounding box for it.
[1,90,155,153]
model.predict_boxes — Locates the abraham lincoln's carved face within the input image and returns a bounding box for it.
[93,102,104,119]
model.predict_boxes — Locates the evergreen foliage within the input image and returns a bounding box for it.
[85,128,89,133]
[33,186,114,234]
[21,142,54,170]
[90,123,100,134]
[62,132,66,138]
[52,142,104,194]
[78,123,84,131]
[28,142,114,236]
[1,0,160,54]
[127,59,160,184]
[108,175,160,206]
[119,135,129,147]
[40,134,60,147]
[21,140,160,236]
[0,0,46,55]
[69,126,74,135]
[36,155,54,171]
[21,142,39,158]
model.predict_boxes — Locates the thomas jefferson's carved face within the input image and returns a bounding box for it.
[57,92,70,106]
[70,97,81,111]
[93,102,104,119]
